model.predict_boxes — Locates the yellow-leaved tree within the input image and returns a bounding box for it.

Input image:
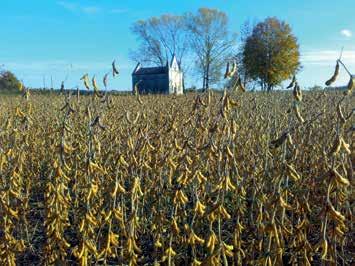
[242,17,300,92]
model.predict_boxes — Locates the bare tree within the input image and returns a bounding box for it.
[185,8,236,91]
[130,15,189,70]
[236,19,257,90]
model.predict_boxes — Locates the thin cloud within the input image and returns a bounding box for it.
[82,6,101,14]
[57,1,101,14]
[340,29,352,38]
[57,2,127,15]
[57,1,77,11]
[300,50,355,86]
[3,60,130,72]
[110,8,129,14]
[301,50,355,65]
[4,59,132,90]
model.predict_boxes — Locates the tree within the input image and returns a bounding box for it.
[185,8,236,91]
[309,85,323,91]
[130,15,189,70]
[0,70,21,91]
[236,19,256,90]
[242,17,300,92]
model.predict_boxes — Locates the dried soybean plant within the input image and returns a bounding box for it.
[325,50,355,95]
[224,60,245,93]
[0,75,353,265]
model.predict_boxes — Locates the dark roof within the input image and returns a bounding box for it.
[134,66,168,75]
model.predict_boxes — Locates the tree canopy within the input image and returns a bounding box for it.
[186,8,236,91]
[0,70,21,92]
[130,15,189,69]
[130,8,236,90]
[242,17,300,91]
[130,13,300,91]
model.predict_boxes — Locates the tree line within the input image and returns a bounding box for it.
[130,8,300,92]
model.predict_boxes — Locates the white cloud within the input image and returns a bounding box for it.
[57,2,127,15]
[300,50,355,87]
[340,29,352,38]
[57,1,100,14]
[110,8,129,14]
[57,1,77,11]
[2,60,131,73]
[3,59,132,89]
[301,50,355,65]
[82,6,101,14]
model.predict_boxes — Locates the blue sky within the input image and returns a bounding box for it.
[1,0,354,90]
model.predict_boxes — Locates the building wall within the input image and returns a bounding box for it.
[168,60,184,95]
[132,59,184,95]
[132,73,169,94]
[169,70,183,94]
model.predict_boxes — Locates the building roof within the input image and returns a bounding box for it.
[132,55,182,76]
[133,66,168,75]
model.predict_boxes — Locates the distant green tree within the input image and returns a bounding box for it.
[0,70,21,91]
[242,17,300,92]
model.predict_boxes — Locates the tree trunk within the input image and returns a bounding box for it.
[205,62,210,92]
[202,73,206,91]
[267,84,272,92]
[260,82,265,91]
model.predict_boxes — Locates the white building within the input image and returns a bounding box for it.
[132,55,183,95]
